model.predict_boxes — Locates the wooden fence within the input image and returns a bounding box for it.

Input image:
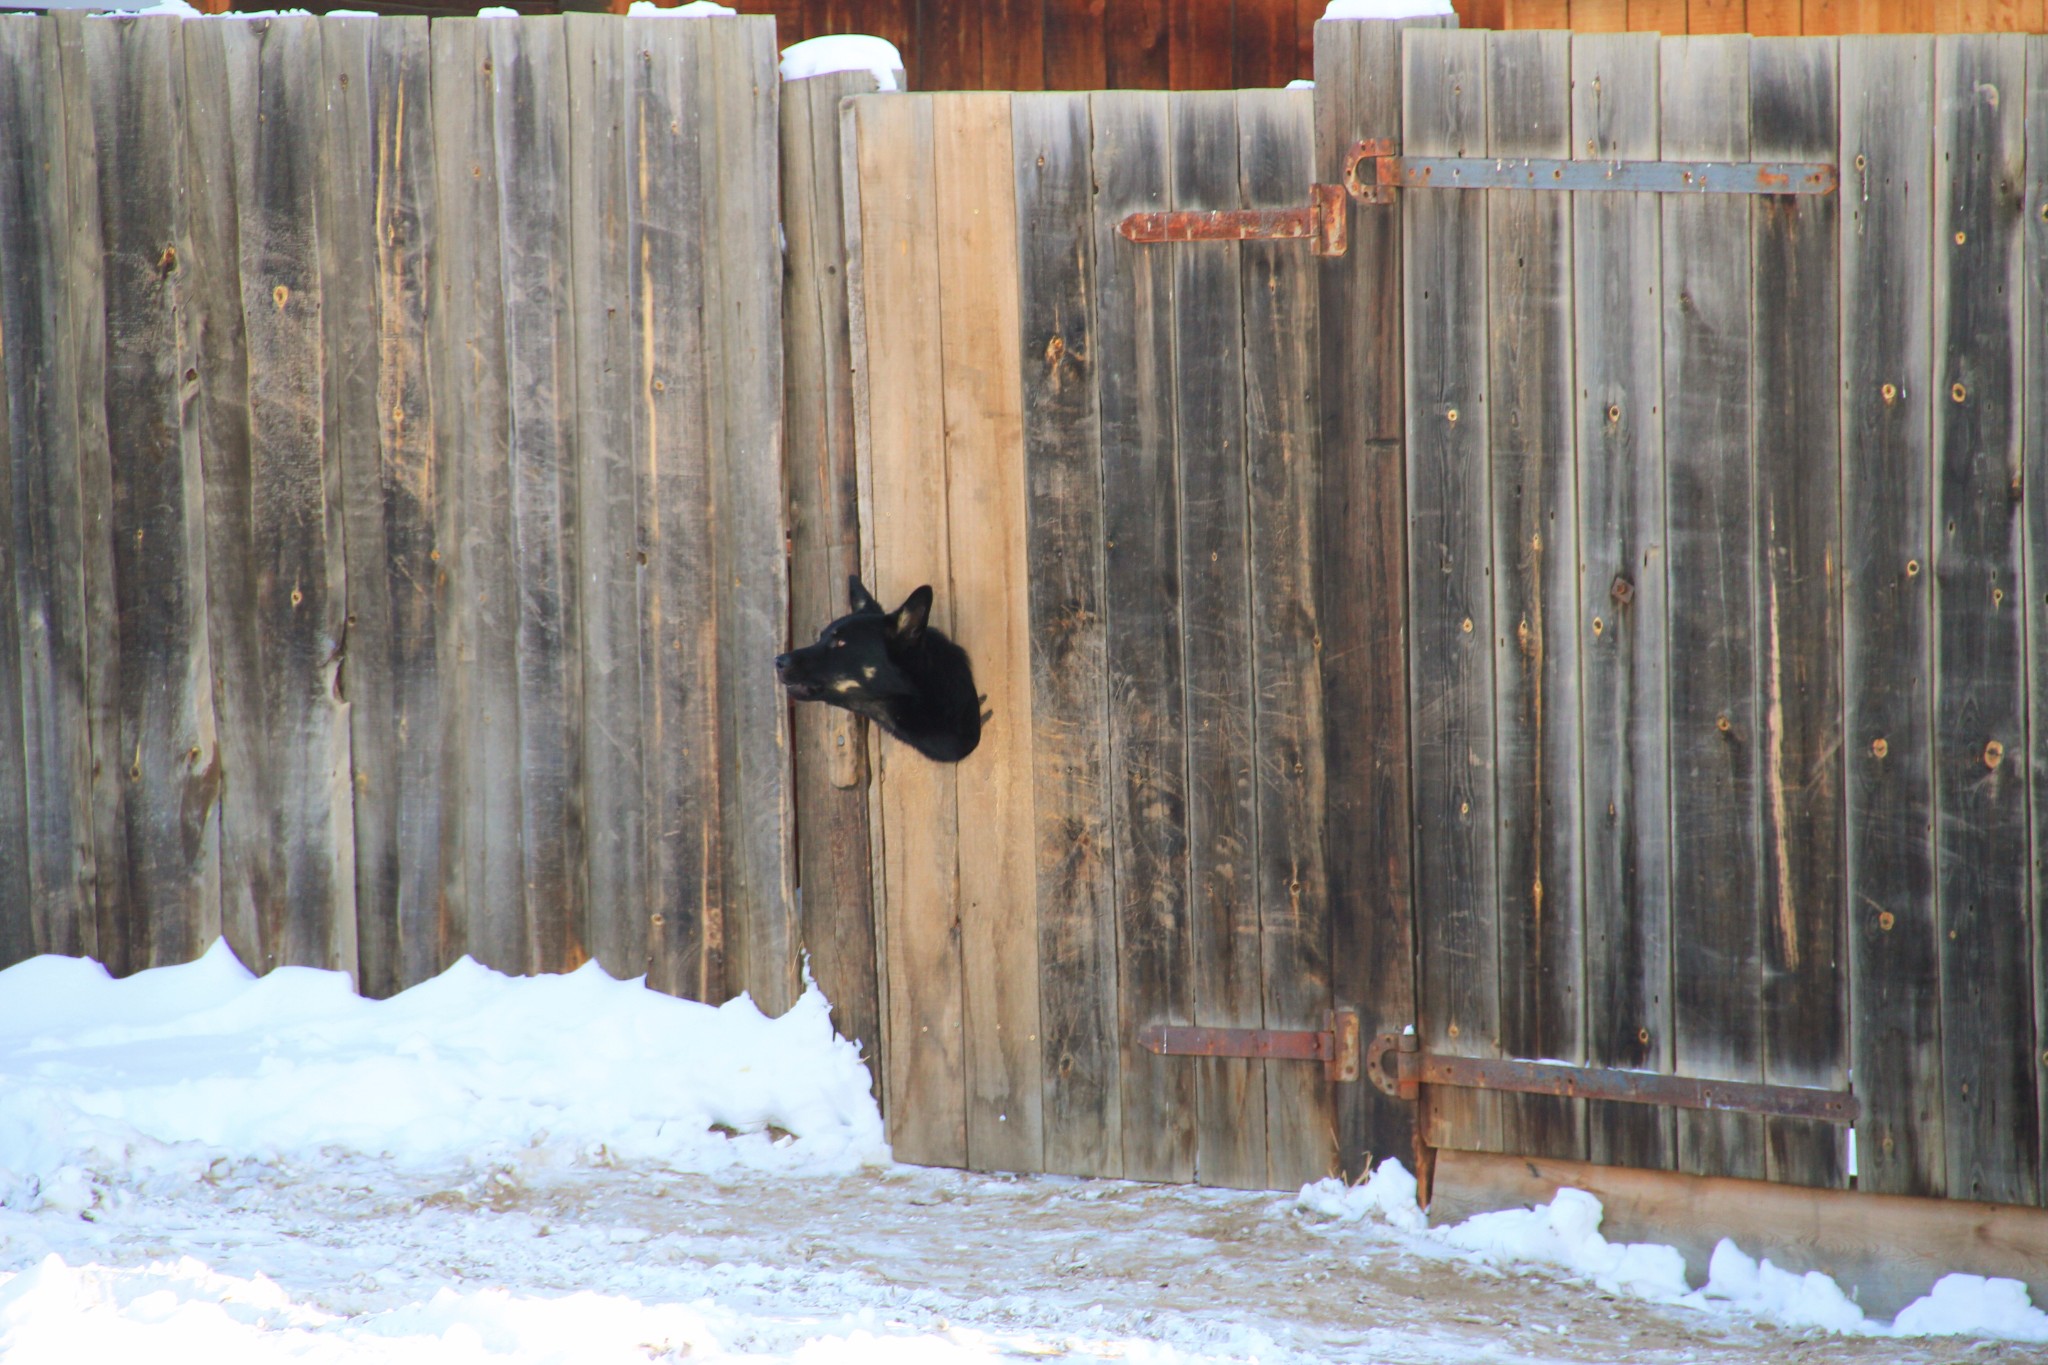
[0,11,796,1010]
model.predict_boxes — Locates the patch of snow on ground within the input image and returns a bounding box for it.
[779,33,903,92]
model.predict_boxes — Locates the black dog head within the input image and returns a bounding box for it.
[775,577,985,763]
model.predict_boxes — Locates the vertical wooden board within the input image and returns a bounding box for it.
[2029,32,2048,1211]
[781,71,884,1060]
[699,18,795,1012]
[849,93,965,1166]
[1044,0,1106,89]
[1571,31,1673,1172]
[1626,0,1688,33]
[1750,35,1848,1190]
[0,24,28,969]
[1171,90,1264,1190]
[566,13,643,984]
[1092,89,1194,1185]
[1931,33,2034,1208]
[1840,35,1941,1199]
[1749,0,1804,35]
[1315,15,1433,1181]
[490,16,584,978]
[83,14,221,974]
[918,0,982,89]
[1877,0,1934,31]
[1688,0,1748,31]
[1235,0,1298,88]
[1105,0,1169,88]
[629,16,719,1002]
[981,0,1046,90]
[1015,91,1120,1179]
[1485,29,1586,1165]
[429,18,522,976]
[1661,35,1765,1182]
[0,16,96,963]
[1404,27,1499,1159]
[1168,0,1231,89]
[1808,0,1881,32]
[1575,0,1631,31]
[1239,88,1334,1189]
[932,93,1043,1175]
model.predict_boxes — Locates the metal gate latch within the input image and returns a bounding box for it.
[1364,1031,1859,1124]
[1117,183,1349,257]
[1139,1008,1361,1082]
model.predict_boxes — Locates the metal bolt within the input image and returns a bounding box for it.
[1985,739,2004,769]
[1878,910,1895,931]
[1952,383,1967,403]
[1906,559,1920,577]
[1872,737,1888,758]
[1637,1026,1650,1045]
[1716,714,1731,733]
[1954,231,1966,245]
[1592,616,1604,636]
[1881,382,1897,405]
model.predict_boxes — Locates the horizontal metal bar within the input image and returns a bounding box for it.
[1140,1008,1360,1082]
[1116,185,1348,256]
[1364,1034,1858,1123]
[1340,141,1836,200]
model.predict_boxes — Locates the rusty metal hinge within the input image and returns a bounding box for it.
[1342,138,1837,204]
[1139,1008,1362,1082]
[1364,1031,1859,1124]
[1117,183,1349,257]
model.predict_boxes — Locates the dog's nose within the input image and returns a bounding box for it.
[773,653,791,674]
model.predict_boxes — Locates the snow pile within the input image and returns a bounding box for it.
[1322,0,1458,17]
[1299,1162,2048,1344]
[627,1,739,15]
[780,33,903,93]
[0,942,887,1213]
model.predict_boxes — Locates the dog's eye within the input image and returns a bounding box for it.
[831,638,847,648]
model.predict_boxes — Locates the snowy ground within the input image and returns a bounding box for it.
[3,947,2045,1363]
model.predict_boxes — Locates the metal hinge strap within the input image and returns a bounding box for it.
[1140,1008,1361,1082]
[1116,183,1349,257]
[1343,138,1837,203]
[1364,1032,1859,1124]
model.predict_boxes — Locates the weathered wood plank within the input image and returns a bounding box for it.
[565,13,640,984]
[933,92,1042,1175]
[1091,88,1194,1186]
[429,18,521,976]
[1105,0,1169,89]
[1930,32,2034,1208]
[1015,91,1120,1179]
[1404,26,1498,1159]
[1571,31,1672,1172]
[1840,34,1942,1198]
[1660,35,1764,1183]
[2028,32,2048,1210]
[1044,0,1106,89]
[0,21,29,971]
[698,17,795,1012]
[1749,34,1848,1191]
[0,15,96,964]
[780,69,881,1059]
[1239,87,1333,1190]
[849,92,965,1167]
[1484,27,1584,1165]
[981,0,1045,90]
[83,13,221,975]
[1170,90,1263,1190]
[629,15,719,1002]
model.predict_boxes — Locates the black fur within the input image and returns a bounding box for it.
[774,577,987,762]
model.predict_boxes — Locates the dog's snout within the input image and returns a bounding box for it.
[773,652,792,674]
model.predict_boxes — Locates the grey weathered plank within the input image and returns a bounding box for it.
[1091,89,1194,1186]
[1014,91,1121,1179]
[1930,33,2033,1208]
[2028,33,2048,1210]
[192,17,356,977]
[0,15,96,964]
[83,13,221,974]
[488,15,583,977]
[1170,89,1263,1190]
[565,13,643,984]
[697,17,795,1012]
[629,16,720,1002]
[1840,34,1943,1199]
[1239,87,1334,1190]
[1661,35,1764,1183]
[0,21,28,971]
[1484,27,1584,1164]
[779,69,882,1061]
[1313,14,1436,1179]
[1571,31,1672,1172]
[429,18,521,975]
[1749,34,1847,1191]
[1403,26,1499,1159]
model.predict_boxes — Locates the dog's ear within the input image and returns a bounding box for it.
[848,575,885,615]
[891,585,933,642]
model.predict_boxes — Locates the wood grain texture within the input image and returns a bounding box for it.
[1171,90,1263,1190]
[2028,32,2048,1211]
[1660,35,1763,1182]
[0,16,96,965]
[1929,32,2034,1208]
[1014,91,1121,1179]
[981,0,1045,89]
[779,70,883,1063]
[849,93,966,1167]
[1840,34,1943,1198]
[1088,89,1195,1185]
[1404,26,1499,1159]
[0,23,28,972]
[1105,0,1168,88]
[1570,32,1673,1172]
[1168,0,1230,90]
[1044,0,1106,89]
[1485,28,1585,1165]
[1234,0,1298,87]
[1749,34,1848,1190]
[1313,13,1431,1182]
[933,92,1042,1175]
